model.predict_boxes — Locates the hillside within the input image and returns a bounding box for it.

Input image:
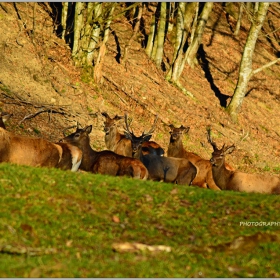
[0,2,279,175]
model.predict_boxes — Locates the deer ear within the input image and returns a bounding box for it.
[124,131,132,140]
[143,134,152,142]
[184,126,190,134]
[225,145,235,154]
[169,124,175,129]
[115,115,124,121]
[84,125,92,134]
[1,112,12,123]
[101,112,108,117]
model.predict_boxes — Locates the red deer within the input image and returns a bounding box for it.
[60,124,149,180]
[101,112,164,156]
[207,127,280,194]
[123,114,197,186]
[167,124,228,190]
[0,112,82,171]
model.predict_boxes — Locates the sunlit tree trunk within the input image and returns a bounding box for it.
[227,2,270,122]
[72,2,84,65]
[184,2,213,68]
[154,2,167,68]
[145,11,156,58]
[61,2,68,41]
[86,3,102,66]
[94,3,116,83]
[123,3,143,63]
[234,3,243,36]
[166,2,197,83]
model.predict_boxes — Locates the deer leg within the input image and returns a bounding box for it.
[176,166,197,186]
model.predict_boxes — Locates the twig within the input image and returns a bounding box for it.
[19,108,49,124]
[0,244,57,256]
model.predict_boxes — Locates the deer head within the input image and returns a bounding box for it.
[206,126,235,167]
[123,113,158,156]
[101,112,123,135]
[61,125,92,149]
[169,124,190,141]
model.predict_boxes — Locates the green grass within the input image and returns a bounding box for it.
[0,163,280,277]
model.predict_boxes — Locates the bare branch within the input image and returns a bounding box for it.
[251,57,280,76]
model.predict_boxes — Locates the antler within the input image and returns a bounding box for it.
[101,112,110,118]
[206,126,218,150]
[143,115,158,137]
[123,113,134,137]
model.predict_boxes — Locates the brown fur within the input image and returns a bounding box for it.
[123,115,197,186]
[0,113,82,171]
[60,125,149,180]
[167,125,221,190]
[102,112,164,156]
[208,132,280,194]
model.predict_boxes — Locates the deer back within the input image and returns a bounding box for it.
[207,127,280,194]
[167,124,220,190]
[61,124,148,179]
[123,114,196,185]
[0,112,81,171]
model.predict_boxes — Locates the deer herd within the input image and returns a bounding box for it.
[0,111,279,195]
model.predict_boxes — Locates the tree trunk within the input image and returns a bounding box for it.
[184,2,213,68]
[61,2,68,41]
[234,3,243,36]
[72,2,84,64]
[227,2,270,122]
[123,3,143,63]
[166,2,197,82]
[86,3,102,66]
[94,3,116,83]
[145,11,156,58]
[154,2,167,68]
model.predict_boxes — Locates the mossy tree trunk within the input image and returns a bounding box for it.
[227,2,270,123]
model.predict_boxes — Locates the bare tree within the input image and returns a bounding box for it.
[226,3,280,122]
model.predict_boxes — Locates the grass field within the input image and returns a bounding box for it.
[0,163,280,277]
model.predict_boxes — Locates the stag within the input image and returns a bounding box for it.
[167,124,224,190]
[207,127,280,194]
[124,114,197,185]
[60,124,149,180]
[0,113,82,171]
[101,112,164,156]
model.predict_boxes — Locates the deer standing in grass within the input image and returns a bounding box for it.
[207,127,280,194]
[101,112,164,156]
[167,124,224,190]
[0,112,82,171]
[123,114,197,185]
[60,124,149,180]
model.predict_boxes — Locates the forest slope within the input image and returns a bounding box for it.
[0,2,279,175]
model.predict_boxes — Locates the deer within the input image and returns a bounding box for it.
[207,127,280,194]
[167,124,235,190]
[0,112,82,171]
[123,114,197,186]
[59,124,149,180]
[101,112,165,156]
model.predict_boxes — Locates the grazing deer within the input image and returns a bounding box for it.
[60,124,149,180]
[207,127,280,194]
[123,114,197,186]
[167,124,223,190]
[101,112,164,156]
[0,112,82,171]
